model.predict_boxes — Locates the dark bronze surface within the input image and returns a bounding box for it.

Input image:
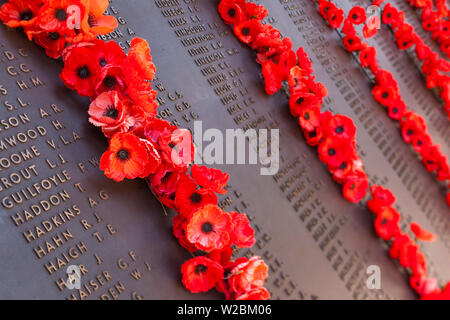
[0,0,448,300]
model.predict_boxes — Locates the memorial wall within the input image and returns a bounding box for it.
[0,0,448,300]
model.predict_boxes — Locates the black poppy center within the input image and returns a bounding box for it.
[99,58,108,67]
[202,222,214,234]
[417,140,423,146]
[20,10,33,21]
[55,8,67,21]
[296,97,304,104]
[195,264,208,275]
[392,107,398,114]
[308,130,317,138]
[48,32,60,41]
[77,66,91,79]
[228,8,236,17]
[381,218,387,225]
[168,142,176,149]
[304,112,310,120]
[352,14,358,21]
[335,126,344,134]
[339,162,347,170]
[382,92,389,99]
[117,149,129,160]
[190,192,202,204]
[407,129,414,136]
[242,27,250,36]
[328,148,336,156]
[104,105,119,119]
[103,76,117,89]
[347,38,353,44]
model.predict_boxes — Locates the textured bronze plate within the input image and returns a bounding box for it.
[0,0,448,300]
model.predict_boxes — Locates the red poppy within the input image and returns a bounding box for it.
[208,246,233,266]
[274,49,297,80]
[410,222,436,242]
[412,133,432,154]
[331,157,356,183]
[319,0,336,19]
[395,32,416,50]
[382,4,399,26]
[233,19,262,44]
[367,185,396,214]
[39,0,86,33]
[389,233,412,259]
[288,66,308,94]
[410,275,438,297]
[150,165,188,209]
[298,105,321,132]
[296,47,314,75]
[34,31,67,59]
[79,0,117,37]
[323,114,356,141]
[236,287,270,300]
[228,256,268,294]
[88,91,129,137]
[400,113,426,144]
[328,8,344,29]
[348,6,366,25]
[289,92,319,118]
[343,35,363,52]
[261,60,283,95]
[343,173,369,203]
[95,65,127,96]
[230,212,255,248]
[181,256,224,293]
[186,204,232,252]
[244,2,267,20]
[388,100,407,120]
[175,178,218,217]
[172,214,198,253]
[100,132,160,182]
[218,0,245,25]
[89,39,126,69]
[372,84,398,108]
[0,0,42,28]
[359,46,377,70]
[191,165,229,194]
[422,145,441,173]
[60,46,100,97]
[362,23,377,39]
[125,37,156,81]
[342,19,356,36]
[304,126,323,147]
[374,207,401,240]
[318,137,355,168]
[158,128,195,169]
[144,118,178,145]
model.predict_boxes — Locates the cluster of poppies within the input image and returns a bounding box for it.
[1,0,269,300]
[320,2,450,207]
[0,0,118,58]
[218,0,297,95]
[382,3,450,120]
[367,185,450,299]
[405,0,450,60]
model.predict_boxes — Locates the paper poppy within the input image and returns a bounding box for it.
[218,0,245,25]
[79,0,118,36]
[362,23,378,39]
[261,60,283,95]
[328,8,344,29]
[186,204,232,252]
[343,35,363,52]
[90,39,126,69]
[289,92,319,118]
[389,233,412,260]
[95,65,128,96]
[372,84,398,108]
[230,212,255,248]
[172,214,198,253]
[359,46,377,71]
[298,105,321,132]
[374,207,401,240]
[228,256,268,294]
[0,0,41,28]
[99,132,158,182]
[158,128,195,169]
[410,222,436,242]
[181,256,224,293]
[150,165,188,209]
[60,46,100,97]
[343,173,368,203]
[244,2,267,20]
[175,178,218,217]
[318,137,355,168]
[34,31,67,59]
[367,185,396,214]
[236,287,270,300]
[39,0,86,33]
[233,19,262,44]
[191,165,229,194]
[348,6,366,25]
[324,114,356,141]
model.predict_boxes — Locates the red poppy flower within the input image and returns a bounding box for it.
[191,165,229,194]
[60,46,100,97]
[343,173,369,203]
[90,39,126,69]
[318,137,355,168]
[362,23,378,39]
[374,207,401,240]
[289,91,319,117]
[412,133,432,154]
[229,256,268,294]
[172,214,198,253]
[319,1,336,20]
[39,0,86,33]
[0,0,42,28]
[343,35,363,52]
[158,128,195,169]
[181,256,224,293]
[208,246,233,266]
[367,185,396,214]
[400,113,426,144]
[359,46,377,69]
[274,49,297,80]
[233,19,262,44]
[323,114,356,141]
[410,275,438,297]
[261,60,283,95]
[144,118,178,145]
[244,2,268,20]
[288,66,308,94]
[125,37,156,81]
[304,126,323,147]
[218,0,245,25]
[331,157,356,183]
[79,0,118,37]
[372,84,398,108]
[88,91,129,137]
[410,222,436,242]
[421,145,441,173]
[34,31,67,59]
[150,165,188,209]
[328,8,344,29]
[348,6,366,25]
[342,19,356,36]
[175,178,218,217]
[388,100,407,120]
[230,212,255,248]
[236,287,270,300]
[382,4,399,26]
[395,32,416,50]
[95,65,127,96]
[186,204,232,252]
[296,47,314,75]
[298,105,321,132]
[123,103,149,137]
[389,233,412,259]
[100,132,159,182]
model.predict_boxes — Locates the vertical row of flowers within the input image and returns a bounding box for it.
[0,0,270,300]
[219,0,450,299]
[317,0,450,207]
